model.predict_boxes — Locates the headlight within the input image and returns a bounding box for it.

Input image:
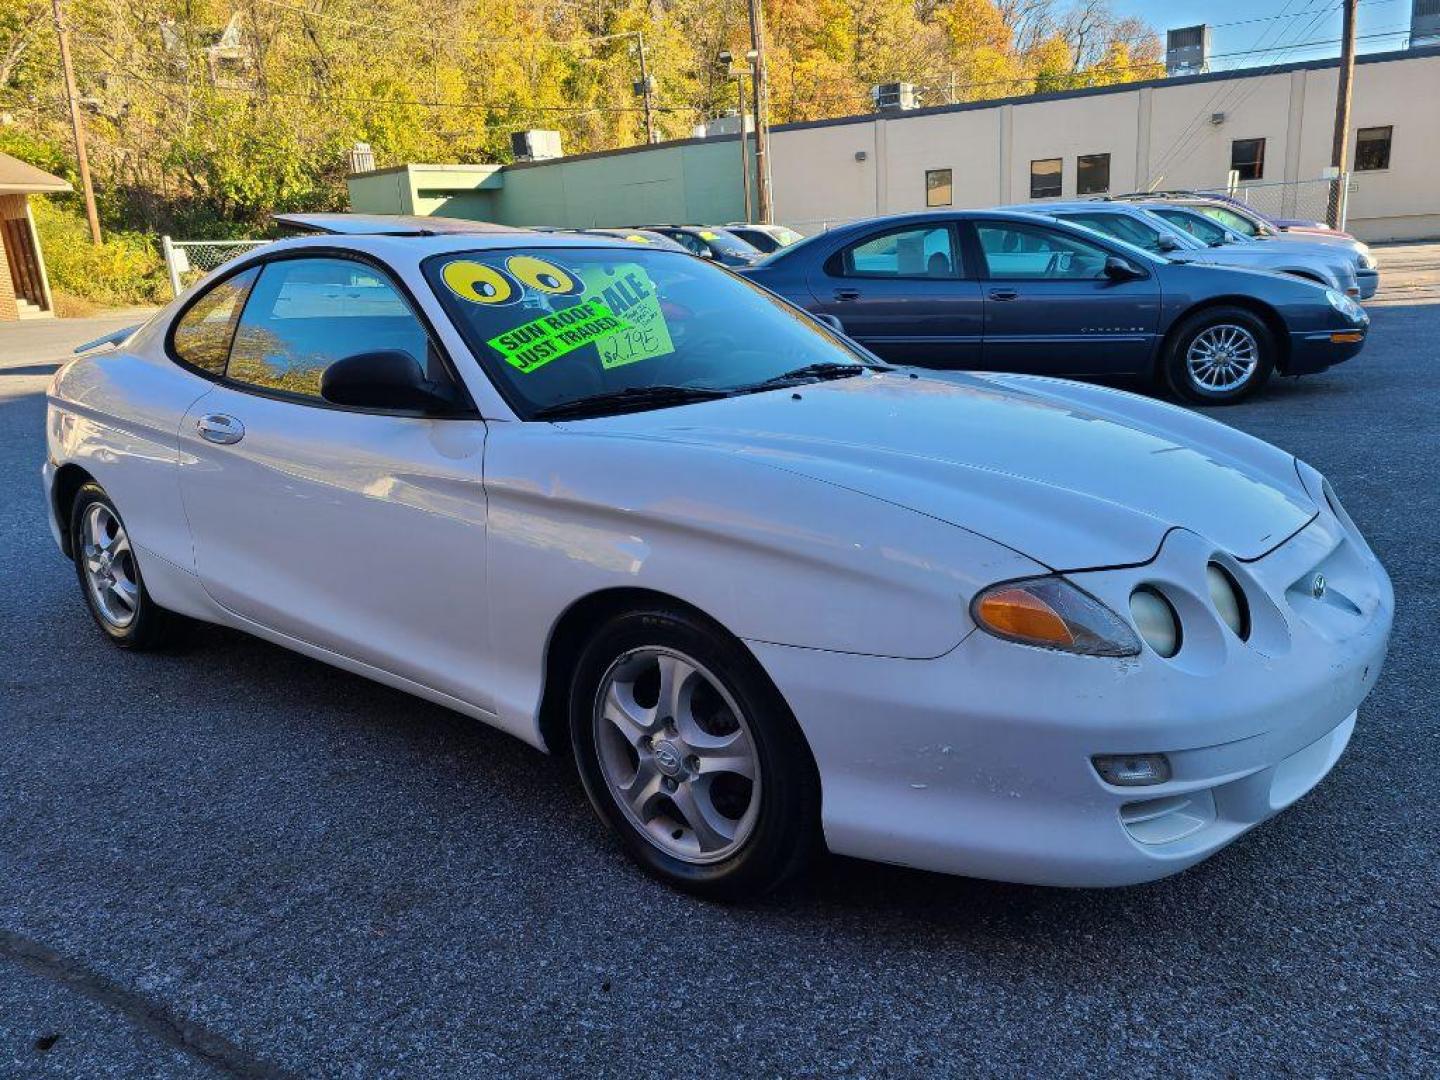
[1325,289,1364,321]
[1358,252,1378,270]
[1205,563,1250,639]
[1129,587,1181,658]
[972,576,1140,657]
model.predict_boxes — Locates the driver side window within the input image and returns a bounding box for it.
[226,257,438,402]
[976,223,1111,280]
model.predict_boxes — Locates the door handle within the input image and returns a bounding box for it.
[196,413,245,445]
[833,288,861,301]
[988,288,1019,301]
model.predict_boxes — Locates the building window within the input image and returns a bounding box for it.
[925,168,953,207]
[1076,153,1110,195]
[1355,126,1392,171]
[1030,158,1062,199]
[1229,138,1266,181]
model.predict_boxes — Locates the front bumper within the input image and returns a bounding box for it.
[1287,325,1368,376]
[1357,268,1379,300]
[749,511,1392,887]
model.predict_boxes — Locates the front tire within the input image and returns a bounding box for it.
[569,607,820,899]
[70,482,175,649]
[1163,305,1275,404]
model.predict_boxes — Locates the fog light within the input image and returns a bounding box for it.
[1093,753,1172,787]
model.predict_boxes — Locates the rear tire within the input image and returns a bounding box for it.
[1162,305,1275,404]
[70,483,175,650]
[569,606,820,900]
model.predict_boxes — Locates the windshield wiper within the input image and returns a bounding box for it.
[753,361,881,388]
[532,384,732,420]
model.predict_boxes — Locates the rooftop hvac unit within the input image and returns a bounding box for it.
[871,83,918,111]
[1166,24,1210,76]
[510,129,563,162]
[704,111,754,137]
[1413,0,1440,46]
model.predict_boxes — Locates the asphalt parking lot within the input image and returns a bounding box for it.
[3,255,1438,1077]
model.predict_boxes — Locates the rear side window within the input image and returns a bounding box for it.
[226,257,432,400]
[170,267,259,375]
[833,226,958,278]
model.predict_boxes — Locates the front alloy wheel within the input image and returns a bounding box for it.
[1164,305,1275,404]
[570,608,820,899]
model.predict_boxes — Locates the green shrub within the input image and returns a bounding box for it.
[31,197,169,308]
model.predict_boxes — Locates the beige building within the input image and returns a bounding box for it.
[350,46,1440,243]
[769,46,1440,242]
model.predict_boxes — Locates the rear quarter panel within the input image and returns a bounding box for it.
[48,336,212,576]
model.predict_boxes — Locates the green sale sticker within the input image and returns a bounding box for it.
[486,300,631,373]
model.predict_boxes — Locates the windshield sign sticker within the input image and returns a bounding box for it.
[579,263,675,369]
[698,230,719,241]
[486,300,631,373]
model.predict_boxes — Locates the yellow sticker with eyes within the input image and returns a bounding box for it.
[578,263,675,369]
[506,255,581,295]
[486,300,632,374]
[442,260,514,304]
[698,231,719,240]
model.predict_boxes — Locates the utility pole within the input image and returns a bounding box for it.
[1327,0,1359,228]
[52,0,101,245]
[745,0,773,223]
[634,32,656,145]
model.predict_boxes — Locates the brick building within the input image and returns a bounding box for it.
[0,152,71,320]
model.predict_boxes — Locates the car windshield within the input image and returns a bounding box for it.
[1148,207,1234,246]
[425,246,871,418]
[695,229,759,257]
[1192,203,1265,237]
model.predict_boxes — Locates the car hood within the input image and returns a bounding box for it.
[567,371,1316,571]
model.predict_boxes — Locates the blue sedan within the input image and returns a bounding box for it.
[741,211,1370,403]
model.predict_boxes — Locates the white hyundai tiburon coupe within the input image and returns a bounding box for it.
[44,215,1393,897]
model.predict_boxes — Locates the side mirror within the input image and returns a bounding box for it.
[1158,235,1180,252]
[320,350,462,413]
[1103,256,1145,282]
[813,312,845,334]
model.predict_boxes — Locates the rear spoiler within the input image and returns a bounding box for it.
[73,324,142,354]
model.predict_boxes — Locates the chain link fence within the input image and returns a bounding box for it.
[161,237,271,297]
[1196,175,1354,230]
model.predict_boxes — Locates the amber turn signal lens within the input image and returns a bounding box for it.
[1330,331,1363,343]
[975,587,1076,647]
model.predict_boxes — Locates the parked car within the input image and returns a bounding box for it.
[639,225,765,266]
[1011,200,1363,298]
[1112,189,1347,236]
[723,223,806,253]
[741,210,1370,402]
[575,227,691,252]
[1139,202,1379,300]
[46,214,1391,897]
[1124,195,1380,294]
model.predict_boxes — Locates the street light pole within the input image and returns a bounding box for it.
[745,0,773,223]
[51,0,101,245]
[736,74,753,223]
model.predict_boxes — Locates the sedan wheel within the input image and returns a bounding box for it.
[1186,324,1259,394]
[570,608,820,898]
[1164,305,1275,405]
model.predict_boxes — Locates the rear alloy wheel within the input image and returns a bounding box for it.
[1164,306,1275,404]
[570,608,820,899]
[70,483,174,649]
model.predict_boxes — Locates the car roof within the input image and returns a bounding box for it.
[272,212,529,236]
